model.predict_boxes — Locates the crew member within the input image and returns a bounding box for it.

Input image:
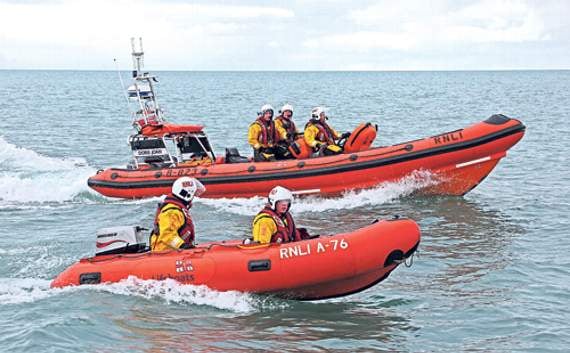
[273,103,298,159]
[248,104,280,162]
[275,104,297,144]
[251,186,310,244]
[304,106,350,156]
[150,177,205,251]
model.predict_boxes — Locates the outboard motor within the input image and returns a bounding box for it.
[95,226,149,256]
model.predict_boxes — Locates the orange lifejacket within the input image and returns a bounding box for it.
[276,116,297,141]
[306,120,336,145]
[254,118,280,145]
[256,206,299,243]
[153,195,195,245]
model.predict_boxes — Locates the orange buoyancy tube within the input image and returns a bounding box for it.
[344,122,377,153]
[256,206,299,243]
[288,137,312,159]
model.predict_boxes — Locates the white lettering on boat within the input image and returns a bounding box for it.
[280,239,349,259]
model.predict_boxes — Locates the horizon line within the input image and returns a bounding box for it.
[1,68,569,73]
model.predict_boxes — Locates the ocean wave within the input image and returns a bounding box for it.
[0,278,55,305]
[0,136,97,203]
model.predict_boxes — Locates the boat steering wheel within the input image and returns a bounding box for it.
[337,135,349,149]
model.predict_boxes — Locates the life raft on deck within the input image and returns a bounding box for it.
[51,218,420,300]
[140,122,204,137]
[88,114,525,199]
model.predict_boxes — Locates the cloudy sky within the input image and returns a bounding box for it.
[0,0,568,70]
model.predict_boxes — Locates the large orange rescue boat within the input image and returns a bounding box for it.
[51,217,420,300]
[87,39,525,199]
[88,114,525,199]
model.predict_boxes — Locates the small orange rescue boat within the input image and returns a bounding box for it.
[51,218,420,300]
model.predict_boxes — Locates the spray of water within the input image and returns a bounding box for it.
[0,276,286,312]
[197,170,440,216]
[0,137,96,203]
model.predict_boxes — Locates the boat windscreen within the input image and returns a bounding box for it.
[130,138,166,150]
[177,136,213,154]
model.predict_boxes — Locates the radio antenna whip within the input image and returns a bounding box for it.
[114,58,132,116]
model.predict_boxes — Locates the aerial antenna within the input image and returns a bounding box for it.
[114,58,132,116]
[131,37,144,78]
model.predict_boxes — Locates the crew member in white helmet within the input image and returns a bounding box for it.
[150,177,205,251]
[248,104,280,161]
[251,186,311,244]
[304,106,350,156]
[273,103,298,159]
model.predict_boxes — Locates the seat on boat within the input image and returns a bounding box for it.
[225,148,249,163]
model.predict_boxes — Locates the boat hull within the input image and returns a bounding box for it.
[51,218,420,300]
[88,115,525,199]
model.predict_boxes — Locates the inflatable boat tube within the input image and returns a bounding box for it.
[51,218,420,301]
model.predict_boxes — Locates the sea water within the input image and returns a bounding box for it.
[0,70,569,352]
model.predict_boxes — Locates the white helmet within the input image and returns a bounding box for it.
[268,186,293,210]
[311,106,327,119]
[172,177,205,202]
[260,104,274,116]
[280,104,294,115]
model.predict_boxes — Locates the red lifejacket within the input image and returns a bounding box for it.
[306,120,336,145]
[276,116,297,141]
[253,118,280,145]
[153,195,195,245]
[256,206,300,243]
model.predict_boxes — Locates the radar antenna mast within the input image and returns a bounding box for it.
[127,37,165,131]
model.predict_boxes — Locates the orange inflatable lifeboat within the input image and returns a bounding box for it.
[51,218,420,300]
[88,114,525,199]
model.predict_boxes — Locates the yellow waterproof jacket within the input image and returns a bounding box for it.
[248,120,280,149]
[150,204,186,251]
[275,117,296,142]
[304,122,341,148]
[252,212,293,244]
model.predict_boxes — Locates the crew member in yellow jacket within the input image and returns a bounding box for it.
[150,177,205,251]
[304,106,350,156]
[272,104,298,159]
[251,186,312,244]
[248,104,285,161]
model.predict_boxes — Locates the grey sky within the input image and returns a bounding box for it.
[0,0,568,70]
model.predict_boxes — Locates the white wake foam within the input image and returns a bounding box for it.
[0,276,278,313]
[0,136,97,203]
[94,277,258,313]
[0,278,55,305]
[198,170,440,216]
